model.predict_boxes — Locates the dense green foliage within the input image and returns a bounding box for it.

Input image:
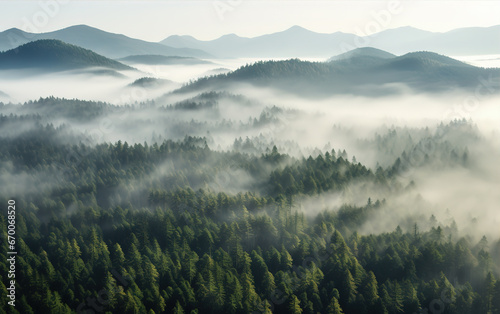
[1,106,499,313]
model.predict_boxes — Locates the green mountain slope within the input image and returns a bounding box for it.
[0,39,133,71]
[178,51,499,96]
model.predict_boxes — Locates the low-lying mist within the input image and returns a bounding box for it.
[1,58,499,264]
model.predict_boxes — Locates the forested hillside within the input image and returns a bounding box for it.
[1,98,499,313]
[178,53,499,96]
[0,39,132,71]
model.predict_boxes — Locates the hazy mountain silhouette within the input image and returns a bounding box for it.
[2,24,497,60]
[368,25,500,56]
[0,25,212,59]
[162,26,359,58]
[328,47,396,62]
[161,25,500,57]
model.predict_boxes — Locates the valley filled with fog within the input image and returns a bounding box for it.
[2,64,499,240]
[1,54,499,103]
[1,23,500,314]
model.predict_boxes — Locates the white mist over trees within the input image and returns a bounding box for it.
[0,23,499,314]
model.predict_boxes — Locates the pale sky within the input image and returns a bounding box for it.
[0,1,499,42]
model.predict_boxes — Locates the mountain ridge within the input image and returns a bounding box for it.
[0,39,133,71]
[175,50,500,96]
[0,25,212,59]
[160,24,500,57]
[2,24,497,59]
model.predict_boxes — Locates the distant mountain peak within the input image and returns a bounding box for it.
[217,33,245,41]
[282,25,314,34]
[3,27,25,34]
[55,24,106,33]
[385,25,430,32]
[63,24,95,30]
[371,26,436,37]
[393,25,420,30]
[50,24,130,39]
[167,34,197,40]
[329,47,396,62]
[288,25,308,31]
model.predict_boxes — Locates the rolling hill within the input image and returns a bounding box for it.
[327,47,398,69]
[128,77,173,88]
[328,47,396,62]
[381,51,472,70]
[0,25,212,59]
[176,50,500,96]
[0,39,133,71]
